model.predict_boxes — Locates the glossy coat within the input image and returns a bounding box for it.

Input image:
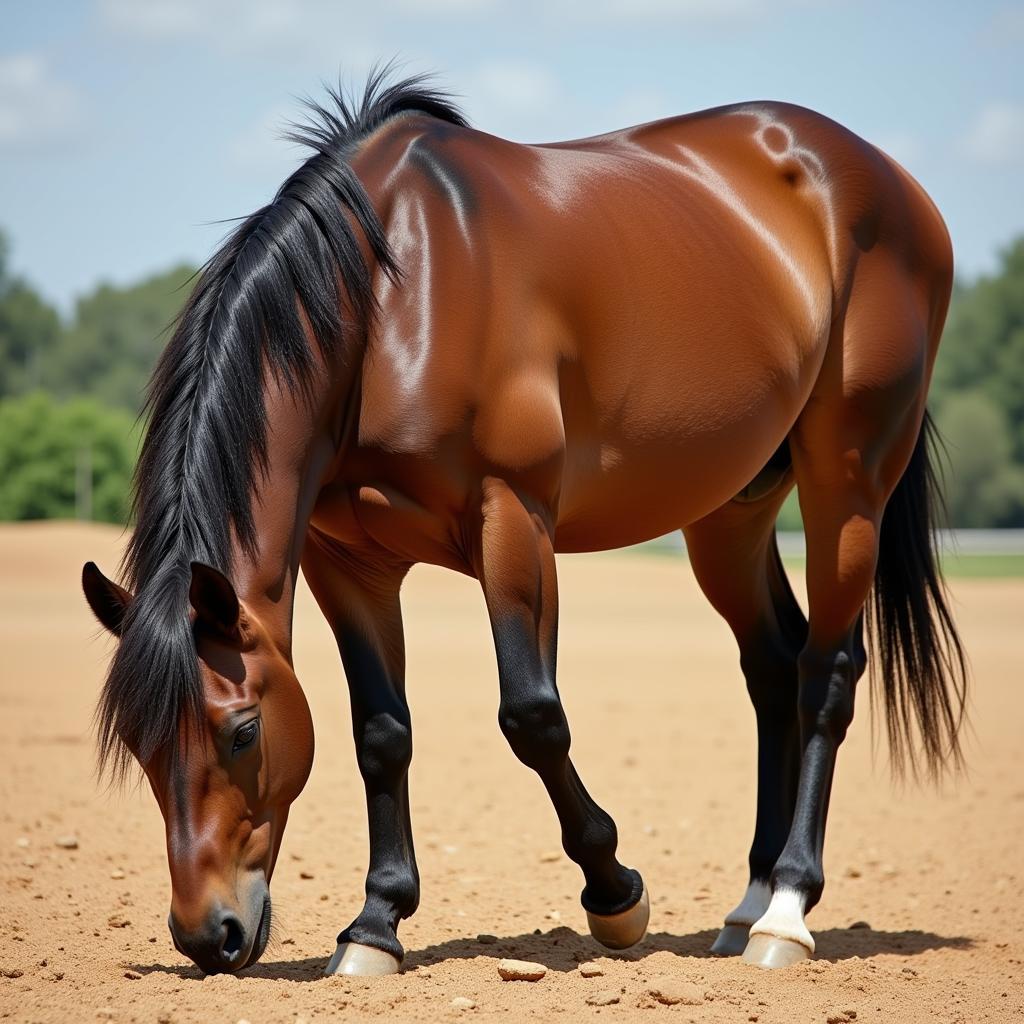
[83,88,965,975]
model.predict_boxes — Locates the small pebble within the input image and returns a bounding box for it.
[477,934,498,944]
[110,869,125,880]
[107,915,130,929]
[848,920,871,930]
[497,958,547,982]
[586,990,620,1006]
[578,961,604,978]
[55,835,79,850]
[16,837,30,848]
[648,977,704,1006]
[844,867,862,878]
[450,997,476,1009]
[539,851,560,863]
[299,870,314,880]
[546,910,561,922]
[124,969,141,980]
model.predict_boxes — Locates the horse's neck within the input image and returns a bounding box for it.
[228,358,349,660]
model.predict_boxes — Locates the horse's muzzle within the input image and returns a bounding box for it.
[169,884,271,975]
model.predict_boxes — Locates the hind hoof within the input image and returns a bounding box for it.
[741,933,810,969]
[324,942,401,976]
[710,923,751,956]
[587,885,650,950]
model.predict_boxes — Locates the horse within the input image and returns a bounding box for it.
[82,70,966,977]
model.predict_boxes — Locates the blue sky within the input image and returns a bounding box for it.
[3,0,1023,311]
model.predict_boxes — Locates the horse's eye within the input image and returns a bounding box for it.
[233,719,259,752]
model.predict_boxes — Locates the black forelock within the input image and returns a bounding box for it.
[96,67,467,781]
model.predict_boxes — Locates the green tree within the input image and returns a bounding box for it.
[0,393,139,522]
[937,391,1024,528]
[932,239,1024,463]
[0,231,62,398]
[46,263,196,410]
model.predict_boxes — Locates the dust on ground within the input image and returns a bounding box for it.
[1,522,1020,1023]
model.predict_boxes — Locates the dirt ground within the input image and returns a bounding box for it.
[1,522,1021,1024]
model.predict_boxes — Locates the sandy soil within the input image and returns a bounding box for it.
[1,522,1021,1024]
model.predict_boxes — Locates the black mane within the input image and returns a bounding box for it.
[97,69,468,780]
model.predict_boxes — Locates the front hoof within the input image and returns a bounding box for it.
[741,933,810,969]
[586,885,650,950]
[324,942,402,976]
[710,923,750,956]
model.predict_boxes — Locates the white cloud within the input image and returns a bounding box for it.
[872,131,924,170]
[962,103,1024,166]
[96,0,208,38]
[97,0,493,56]
[226,103,307,180]
[394,0,499,11]
[97,0,379,67]
[459,59,568,139]
[471,59,561,113]
[980,5,1024,46]
[606,88,675,129]
[547,0,830,25]
[0,54,85,155]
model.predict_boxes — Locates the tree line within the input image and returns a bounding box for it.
[1,227,1023,527]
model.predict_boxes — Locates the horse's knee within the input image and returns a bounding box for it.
[498,692,570,770]
[356,710,413,782]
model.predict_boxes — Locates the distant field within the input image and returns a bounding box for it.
[779,552,1024,578]
[621,532,1024,578]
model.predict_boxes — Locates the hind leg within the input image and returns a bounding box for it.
[684,483,806,956]
[743,296,928,966]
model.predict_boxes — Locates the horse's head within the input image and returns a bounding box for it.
[82,560,314,974]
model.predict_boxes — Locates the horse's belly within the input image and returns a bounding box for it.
[553,433,782,552]
[553,331,814,551]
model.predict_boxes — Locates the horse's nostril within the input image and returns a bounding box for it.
[219,915,244,964]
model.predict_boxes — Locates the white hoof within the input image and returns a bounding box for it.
[710,923,750,956]
[324,941,401,976]
[741,933,810,968]
[586,885,650,950]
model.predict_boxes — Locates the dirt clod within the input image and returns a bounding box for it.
[648,977,704,1006]
[497,958,546,982]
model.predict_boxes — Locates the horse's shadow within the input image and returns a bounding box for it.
[130,924,974,983]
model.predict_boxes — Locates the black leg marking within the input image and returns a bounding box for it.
[335,625,419,961]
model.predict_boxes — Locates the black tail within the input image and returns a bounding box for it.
[867,410,968,779]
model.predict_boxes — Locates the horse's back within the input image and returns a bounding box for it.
[347,104,950,555]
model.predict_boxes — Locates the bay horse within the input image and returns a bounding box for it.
[82,71,966,976]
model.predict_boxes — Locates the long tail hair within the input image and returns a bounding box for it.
[867,410,968,778]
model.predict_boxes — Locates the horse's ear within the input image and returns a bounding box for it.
[189,562,240,640]
[82,562,133,637]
